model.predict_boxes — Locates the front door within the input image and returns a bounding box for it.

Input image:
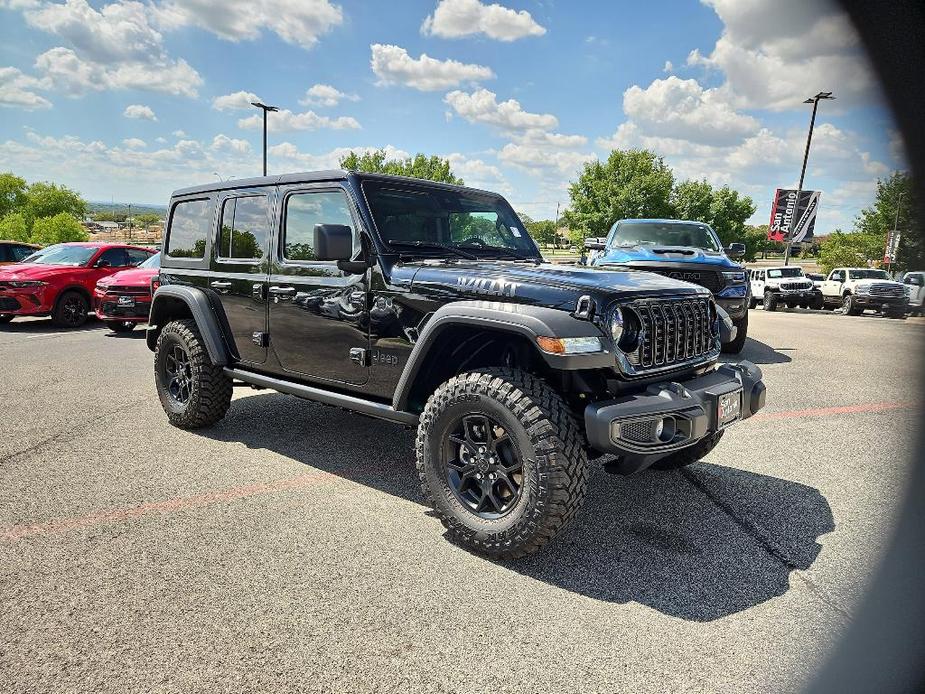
[211,188,273,364]
[267,184,369,385]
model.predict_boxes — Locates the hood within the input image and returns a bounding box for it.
[594,245,739,268]
[98,266,158,287]
[854,278,902,287]
[399,260,707,312]
[0,263,74,281]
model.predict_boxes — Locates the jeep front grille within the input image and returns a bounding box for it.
[780,281,812,291]
[626,297,716,371]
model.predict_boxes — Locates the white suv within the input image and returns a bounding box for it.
[820,267,907,318]
[901,271,924,316]
[748,266,823,312]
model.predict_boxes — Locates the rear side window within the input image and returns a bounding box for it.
[283,190,354,261]
[126,248,152,266]
[218,195,269,260]
[166,199,211,258]
[12,245,34,261]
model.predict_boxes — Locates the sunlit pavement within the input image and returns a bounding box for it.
[1,310,922,693]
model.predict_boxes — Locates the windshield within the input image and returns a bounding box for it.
[20,245,96,266]
[140,252,161,269]
[364,182,538,257]
[609,221,721,251]
[767,268,804,278]
[849,269,889,280]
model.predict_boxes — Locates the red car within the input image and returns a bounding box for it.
[0,242,156,328]
[94,252,160,332]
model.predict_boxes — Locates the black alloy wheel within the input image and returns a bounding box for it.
[163,343,193,405]
[52,291,89,328]
[442,413,523,519]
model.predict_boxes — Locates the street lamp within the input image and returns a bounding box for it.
[251,101,279,177]
[784,91,835,266]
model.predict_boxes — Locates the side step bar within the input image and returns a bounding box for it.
[224,368,419,426]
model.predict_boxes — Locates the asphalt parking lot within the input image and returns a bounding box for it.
[1,309,922,693]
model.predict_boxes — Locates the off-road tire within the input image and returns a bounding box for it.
[810,294,825,310]
[154,319,231,429]
[748,296,758,310]
[842,293,861,316]
[416,368,588,560]
[763,292,778,312]
[649,430,726,471]
[51,290,89,328]
[0,314,13,324]
[721,312,748,354]
[106,320,136,333]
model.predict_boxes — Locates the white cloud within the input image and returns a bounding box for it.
[299,83,359,107]
[0,66,51,110]
[212,90,262,111]
[622,76,760,146]
[211,134,250,154]
[444,88,557,133]
[498,141,594,176]
[122,137,146,149]
[689,0,876,110]
[153,0,343,50]
[445,152,510,192]
[237,108,360,132]
[663,60,673,74]
[123,103,157,120]
[370,43,494,91]
[269,142,410,170]
[421,0,546,41]
[172,130,186,137]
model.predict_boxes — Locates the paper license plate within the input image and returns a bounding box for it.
[117,296,135,306]
[717,389,743,429]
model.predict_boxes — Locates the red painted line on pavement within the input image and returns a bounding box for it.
[751,401,917,421]
[1,471,333,542]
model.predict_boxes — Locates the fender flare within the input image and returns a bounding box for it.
[392,300,612,411]
[147,285,229,365]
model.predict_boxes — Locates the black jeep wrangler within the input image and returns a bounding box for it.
[147,171,766,559]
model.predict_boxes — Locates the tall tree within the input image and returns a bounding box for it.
[670,179,756,246]
[818,229,885,274]
[0,212,29,242]
[24,182,87,229]
[0,172,27,219]
[525,219,558,246]
[339,150,463,184]
[563,150,675,241]
[853,171,920,272]
[30,213,89,245]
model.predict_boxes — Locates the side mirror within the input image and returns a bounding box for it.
[313,224,353,261]
[725,242,746,259]
[584,240,605,251]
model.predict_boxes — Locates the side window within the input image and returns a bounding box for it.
[97,248,131,267]
[12,246,34,261]
[218,195,269,260]
[126,249,151,266]
[283,190,355,262]
[758,271,765,282]
[166,198,211,258]
[0,246,8,262]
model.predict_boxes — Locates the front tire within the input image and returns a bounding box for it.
[416,368,588,560]
[52,290,89,328]
[106,320,136,333]
[721,312,748,354]
[154,319,232,429]
[842,293,861,316]
[763,292,778,312]
[649,431,725,470]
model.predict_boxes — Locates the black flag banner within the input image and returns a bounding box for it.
[768,189,821,243]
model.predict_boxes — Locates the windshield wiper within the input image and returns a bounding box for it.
[467,244,539,262]
[387,239,479,260]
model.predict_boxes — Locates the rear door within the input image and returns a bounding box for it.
[211,188,274,364]
[267,183,369,385]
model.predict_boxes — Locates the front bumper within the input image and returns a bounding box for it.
[0,287,52,315]
[776,289,821,303]
[853,294,906,309]
[584,361,765,473]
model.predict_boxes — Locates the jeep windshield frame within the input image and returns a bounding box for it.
[362,180,541,260]
[609,221,722,252]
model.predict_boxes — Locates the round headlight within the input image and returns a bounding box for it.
[610,307,624,343]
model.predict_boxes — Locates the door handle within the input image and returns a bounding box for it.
[210,280,232,293]
[269,286,296,301]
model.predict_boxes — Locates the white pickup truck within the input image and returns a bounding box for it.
[901,271,924,315]
[820,267,907,318]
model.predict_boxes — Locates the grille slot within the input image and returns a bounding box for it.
[645,268,723,293]
[868,283,903,297]
[627,297,715,372]
[620,419,656,444]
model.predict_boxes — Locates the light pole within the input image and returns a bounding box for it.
[213,172,223,182]
[251,101,279,177]
[784,91,835,266]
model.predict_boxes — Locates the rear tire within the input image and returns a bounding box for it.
[721,312,748,354]
[154,319,232,429]
[416,368,588,560]
[649,431,725,471]
[51,290,89,328]
[106,320,136,333]
[0,314,13,324]
[763,292,778,312]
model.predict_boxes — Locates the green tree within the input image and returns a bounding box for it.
[24,182,87,229]
[0,172,27,219]
[30,213,89,245]
[526,219,558,246]
[0,211,30,242]
[563,149,675,243]
[818,229,885,274]
[742,224,781,261]
[854,171,920,272]
[135,212,162,229]
[339,150,463,184]
[670,179,756,247]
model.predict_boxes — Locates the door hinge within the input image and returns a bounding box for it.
[252,331,269,347]
[349,347,369,366]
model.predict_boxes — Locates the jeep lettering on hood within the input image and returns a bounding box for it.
[456,275,520,297]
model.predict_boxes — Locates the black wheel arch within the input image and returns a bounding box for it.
[146,285,232,366]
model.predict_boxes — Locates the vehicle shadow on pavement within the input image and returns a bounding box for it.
[202,392,834,623]
[0,316,107,333]
[721,337,793,365]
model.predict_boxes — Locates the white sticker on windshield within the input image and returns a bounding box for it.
[511,227,522,237]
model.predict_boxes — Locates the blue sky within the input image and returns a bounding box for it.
[0,0,904,231]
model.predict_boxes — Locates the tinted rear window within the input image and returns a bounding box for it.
[166,199,211,258]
